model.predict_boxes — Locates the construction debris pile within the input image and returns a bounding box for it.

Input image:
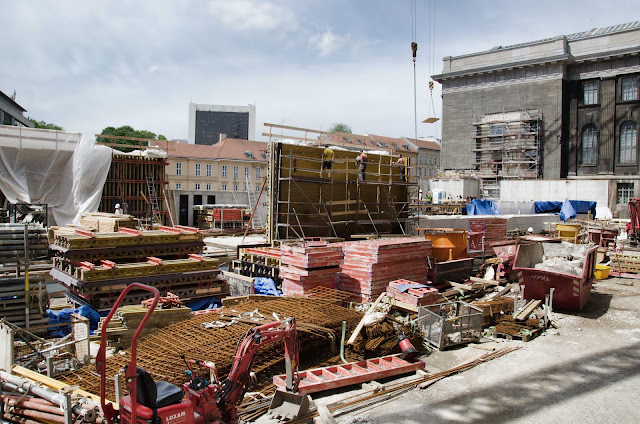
[59,296,363,401]
[48,226,228,311]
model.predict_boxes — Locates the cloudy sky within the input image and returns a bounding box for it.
[1,1,637,141]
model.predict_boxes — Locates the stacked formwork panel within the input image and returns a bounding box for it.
[280,241,342,295]
[49,227,228,311]
[339,238,432,303]
[267,142,413,242]
[100,153,169,225]
[469,217,507,257]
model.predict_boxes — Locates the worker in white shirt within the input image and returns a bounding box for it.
[114,203,123,215]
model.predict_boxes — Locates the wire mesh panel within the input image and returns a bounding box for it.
[417,301,483,350]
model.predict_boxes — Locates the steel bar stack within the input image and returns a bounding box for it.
[59,296,363,402]
[0,224,50,330]
[280,241,342,295]
[339,238,432,303]
[0,224,48,264]
[49,227,228,311]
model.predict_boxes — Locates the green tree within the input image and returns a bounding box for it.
[28,118,64,130]
[328,122,352,134]
[97,125,167,152]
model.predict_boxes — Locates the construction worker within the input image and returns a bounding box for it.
[114,203,123,215]
[355,149,368,181]
[320,145,334,178]
[397,154,406,182]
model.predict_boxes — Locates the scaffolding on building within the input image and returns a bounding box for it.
[97,135,170,225]
[471,108,541,199]
[264,123,416,242]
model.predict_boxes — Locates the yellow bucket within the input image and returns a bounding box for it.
[594,264,610,280]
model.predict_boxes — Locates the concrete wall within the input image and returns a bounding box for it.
[499,179,609,205]
[430,179,480,199]
[414,213,560,234]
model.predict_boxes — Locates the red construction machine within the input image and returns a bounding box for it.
[628,198,640,245]
[97,283,309,424]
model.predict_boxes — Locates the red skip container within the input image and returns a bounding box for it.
[513,242,597,312]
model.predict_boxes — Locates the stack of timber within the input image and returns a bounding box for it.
[280,241,342,295]
[49,227,227,311]
[0,277,49,328]
[339,238,432,303]
[611,251,640,275]
[99,153,169,225]
[469,217,507,256]
[233,246,283,286]
[196,207,246,231]
[0,224,48,264]
[77,212,138,232]
[97,304,192,349]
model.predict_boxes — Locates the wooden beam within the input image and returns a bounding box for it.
[347,292,387,345]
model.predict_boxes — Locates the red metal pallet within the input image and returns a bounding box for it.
[273,354,424,394]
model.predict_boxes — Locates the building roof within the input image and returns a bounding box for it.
[401,136,441,151]
[151,138,268,162]
[0,90,27,112]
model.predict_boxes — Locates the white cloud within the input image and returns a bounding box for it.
[149,65,159,73]
[309,29,346,57]
[207,0,296,31]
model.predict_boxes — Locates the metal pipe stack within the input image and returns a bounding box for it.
[0,224,48,262]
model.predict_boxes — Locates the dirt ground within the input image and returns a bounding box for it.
[333,277,640,424]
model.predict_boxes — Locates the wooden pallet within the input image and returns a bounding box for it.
[496,327,543,342]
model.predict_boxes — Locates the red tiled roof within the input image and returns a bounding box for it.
[150,138,268,162]
[317,132,416,153]
[401,137,441,151]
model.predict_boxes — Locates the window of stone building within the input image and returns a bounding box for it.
[176,162,182,176]
[206,184,211,191]
[222,184,227,191]
[617,182,634,204]
[583,81,599,105]
[222,165,227,178]
[581,124,598,165]
[206,164,212,177]
[621,76,638,101]
[620,121,638,164]
[195,163,201,176]
[234,184,238,191]
[256,167,261,178]
[176,183,181,190]
[244,167,249,178]
[233,166,239,178]
[195,183,200,190]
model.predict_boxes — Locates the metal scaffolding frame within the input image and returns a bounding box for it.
[471,108,542,199]
[264,124,416,243]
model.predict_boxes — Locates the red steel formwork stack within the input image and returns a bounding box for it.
[339,238,432,303]
[469,217,507,257]
[280,241,343,295]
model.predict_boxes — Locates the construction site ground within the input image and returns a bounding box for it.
[316,277,640,424]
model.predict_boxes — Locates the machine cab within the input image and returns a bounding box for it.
[120,368,193,424]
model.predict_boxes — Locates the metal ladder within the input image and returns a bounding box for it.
[245,172,263,228]
[145,172,162,225]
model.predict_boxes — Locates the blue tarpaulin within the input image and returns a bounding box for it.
[47,305,101,337]
[186,297,221,311]
[466,199,501,215]
[254,277,282,296]
[568,200,597,217]
[534,200,577,221]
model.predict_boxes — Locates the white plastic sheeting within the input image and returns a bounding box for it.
[0,126,112,226]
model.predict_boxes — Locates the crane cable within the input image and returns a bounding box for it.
[411,0,418,144]
[426,0,440,133]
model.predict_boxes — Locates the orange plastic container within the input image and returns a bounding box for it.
[421,228,468,262]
